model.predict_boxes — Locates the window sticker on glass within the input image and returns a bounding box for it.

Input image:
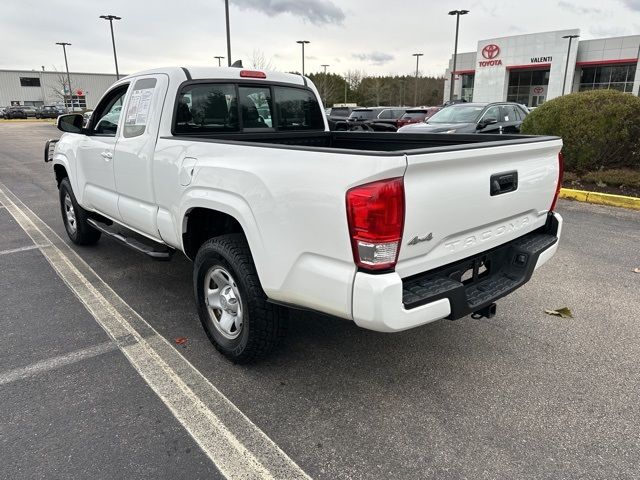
[124,78,157,137]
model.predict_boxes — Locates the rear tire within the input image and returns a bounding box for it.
[59,177,101,246]
[194,234,287,364]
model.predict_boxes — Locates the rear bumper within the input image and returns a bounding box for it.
[352,212,563,332]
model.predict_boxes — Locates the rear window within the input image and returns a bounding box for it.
[273,86,324,131]
[348,109,377,120]
[175,83,239,134]
[174,83,323,134]
[330,107,351,117]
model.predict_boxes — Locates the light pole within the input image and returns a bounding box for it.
[214,56,225,67]
[448,9,469,101]
[99,15,122,80]
[562,34,579,95]
[224,0,232,66]
[412,53,423,106]
[321,64,330,106]
[296,40,310,76]
[56,42,72,113]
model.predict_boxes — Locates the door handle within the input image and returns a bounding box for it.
[490,171,518,196]
[100,151,113,161]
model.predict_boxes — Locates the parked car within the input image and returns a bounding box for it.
[36,105,63,119]
[343,107,408,131]
[48,66,563,363]
[21,106,38,117]
[398,102,528,134]
[396,107,442,129]
[3,106,28,119]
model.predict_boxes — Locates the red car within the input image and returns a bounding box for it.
[396,107,442,128]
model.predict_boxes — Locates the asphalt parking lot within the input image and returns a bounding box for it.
[1,121,639,480]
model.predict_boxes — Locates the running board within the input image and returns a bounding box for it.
[87,218,174,261]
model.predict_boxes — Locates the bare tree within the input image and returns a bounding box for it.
[49,68,85,111]
[250,49,276,70]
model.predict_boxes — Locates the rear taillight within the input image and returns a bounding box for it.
[346,178,405,271]
[550,152,564,212]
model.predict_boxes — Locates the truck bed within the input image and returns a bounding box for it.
[167,131,559,156]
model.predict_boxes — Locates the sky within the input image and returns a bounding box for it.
[0,0,639,77]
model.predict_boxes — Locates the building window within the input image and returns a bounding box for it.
[20,77,41,87]
[506,69,550,106]
[461,74,474,102]
[578,63,636,93]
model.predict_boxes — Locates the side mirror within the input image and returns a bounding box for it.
[477,118,497,130]
[57,114,84,133]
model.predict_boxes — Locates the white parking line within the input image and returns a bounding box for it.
[0,182,311,480]
[0,342,118,386]
[0,244,49,256]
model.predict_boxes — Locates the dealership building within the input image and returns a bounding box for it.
[444,29,640,106]
[0,69,119,110]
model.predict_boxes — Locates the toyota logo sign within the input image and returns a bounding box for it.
[482,44,500,60]
[478,44,503,67]
[533,86,544,94]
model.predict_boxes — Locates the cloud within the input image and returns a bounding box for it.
[351,52,394,66]
[229,0,345,25]
[589,25,630,37]
[621,0,640,11]
[557,0,602,14]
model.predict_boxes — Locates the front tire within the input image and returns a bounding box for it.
[194,234,287,363]
[59,177,101,245]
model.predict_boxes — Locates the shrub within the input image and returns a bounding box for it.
[521,90,640,172]
[582,169,640,189]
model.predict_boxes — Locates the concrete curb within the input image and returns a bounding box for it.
[0,119,55,123]
[560,188,640,211]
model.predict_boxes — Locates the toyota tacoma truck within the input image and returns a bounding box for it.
[46,67,564,363]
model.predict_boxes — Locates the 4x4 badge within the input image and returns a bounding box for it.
[408,233,433,245]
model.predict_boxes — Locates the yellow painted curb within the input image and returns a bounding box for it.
[560,188,640,211]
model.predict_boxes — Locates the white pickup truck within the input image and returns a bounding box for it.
[47,67,563,363]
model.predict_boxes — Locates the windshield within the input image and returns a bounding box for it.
[427,105,484,124]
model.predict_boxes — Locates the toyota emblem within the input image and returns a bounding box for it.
[533,86,544,94]
[482,44,500,60]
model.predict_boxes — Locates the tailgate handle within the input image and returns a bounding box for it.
[490,171,518,196]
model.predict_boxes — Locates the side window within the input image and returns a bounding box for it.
[517,106,528,120]
[482,106,500,123]
[273,87,324,131]
[238,86,272,129]
[123,78,157,138]
[378,109,392,120]
[501,105,515,122]
[174,83,238,134]
[92,85,129,136]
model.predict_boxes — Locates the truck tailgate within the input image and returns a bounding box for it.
[397,138,562,278]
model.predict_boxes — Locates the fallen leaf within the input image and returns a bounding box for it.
[544,307,573,318]
[633,268,640,274]
[175,337,188,345]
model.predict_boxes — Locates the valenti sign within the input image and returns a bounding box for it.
[479,44,502,67]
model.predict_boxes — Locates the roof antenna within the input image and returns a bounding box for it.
[230,60,243,68]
